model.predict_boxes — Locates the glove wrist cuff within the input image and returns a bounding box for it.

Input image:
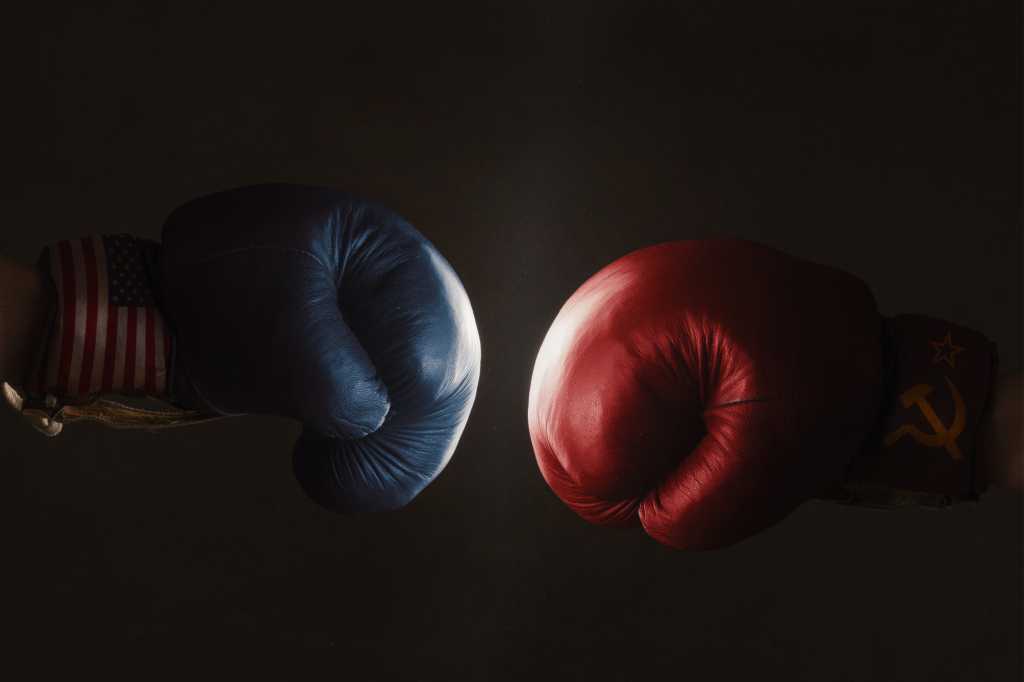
[827,314,998,508]
[30,235,173,402]
[5,235,227,436]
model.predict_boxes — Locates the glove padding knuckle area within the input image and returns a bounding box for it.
[528,239,883,549]
[297,206,481,512]
[161,185,480,513]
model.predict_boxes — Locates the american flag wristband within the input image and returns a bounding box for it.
[30,235,174,400]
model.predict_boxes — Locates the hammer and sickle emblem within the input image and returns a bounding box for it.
[883,377,966,459]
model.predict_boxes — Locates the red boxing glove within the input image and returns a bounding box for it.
[527,240,997,549]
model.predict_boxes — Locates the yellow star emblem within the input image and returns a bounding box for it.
[930,331,965,368]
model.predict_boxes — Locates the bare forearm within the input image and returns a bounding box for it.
[0,255,54,386]
[977,369,1023,492]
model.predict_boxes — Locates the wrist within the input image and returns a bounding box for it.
[0,256,55,387]
[976,370,1023,492]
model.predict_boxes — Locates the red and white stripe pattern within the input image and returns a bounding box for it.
[33,235,172,399]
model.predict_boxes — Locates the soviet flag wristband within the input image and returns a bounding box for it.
[824,314,998,508]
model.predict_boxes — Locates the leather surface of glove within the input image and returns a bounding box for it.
[527,239,995,549]
[21,184,482,513]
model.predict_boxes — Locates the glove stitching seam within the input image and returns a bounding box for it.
[174,246,330,273]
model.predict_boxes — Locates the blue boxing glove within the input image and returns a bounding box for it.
[6,184,481,513]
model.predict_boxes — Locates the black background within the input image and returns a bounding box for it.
[1,1,1020,680]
